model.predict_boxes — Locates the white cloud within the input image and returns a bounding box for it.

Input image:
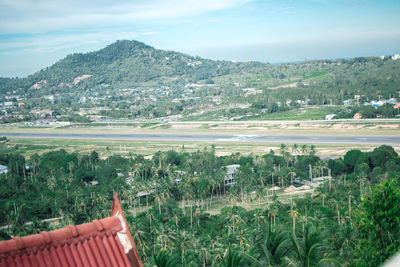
[0,31,139,53]
[0,0,252,34]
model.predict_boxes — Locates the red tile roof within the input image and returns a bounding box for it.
[0,193,143,267]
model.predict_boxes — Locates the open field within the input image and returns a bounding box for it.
[128,188,314,216]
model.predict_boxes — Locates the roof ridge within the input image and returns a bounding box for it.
[1,230,119,259]
[0,216,121,255]
[0,193,143,267]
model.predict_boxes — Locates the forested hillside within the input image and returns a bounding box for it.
[0,40,399,122]
[0,40,269,94]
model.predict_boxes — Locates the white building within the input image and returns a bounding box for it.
[3,102,13,108]
[0,165,8,174]
[325,114,336,120]
[342,99,353,106]
[225,164,240,186]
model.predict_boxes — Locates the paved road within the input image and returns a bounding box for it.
[1,132,399,146]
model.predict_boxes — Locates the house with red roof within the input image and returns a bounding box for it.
[0,193,143,267]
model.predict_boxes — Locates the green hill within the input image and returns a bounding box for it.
[0,40,270,94]
[0,40,399,121]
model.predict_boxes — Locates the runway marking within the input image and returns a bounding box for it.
[217,135,260,142]
[1,132,399,145]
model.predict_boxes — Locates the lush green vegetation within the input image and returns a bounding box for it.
[1,141,399,266]
[0,40,399,123]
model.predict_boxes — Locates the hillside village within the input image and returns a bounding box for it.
[0,41,399,125]
[1,81,399,125]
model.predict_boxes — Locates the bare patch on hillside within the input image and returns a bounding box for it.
[73,74,92,85]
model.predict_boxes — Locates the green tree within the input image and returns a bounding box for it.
[355,179,400,266]
[284,224,340,267]
[151,249,178,267]
[358,105,377,118]
[369,145,398,169]
[377,103,396,118]
[8,154,26,176]
[245,225,290,267]
[343,150,362,172]
[218,247,244,267]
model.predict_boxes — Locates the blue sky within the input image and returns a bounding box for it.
[0,0,399,77]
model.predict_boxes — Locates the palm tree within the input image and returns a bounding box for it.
[131,226,149,259]
[218,247,244,267]
[289,208,300,233]
[336,223,356,257]
[229,213,246,233]
[209,176,218,208]
[321,193,327,207]
[179,230,195,266]
[287,171,296,185]
[151,250,178,267]
[244,224,290,267]
[155,226,176,251]
[279,144,288,156]
[254,210,266,231]
[154,182,170,214]
[300,144,309,155]
[201,247,208,267]
[228,189,239,207]
[291,144,299,155]
[268,203,279,227]
[270,173,275,186]
[154,191,165,214]
[279,172,285,189]
[255,186,264,206]
[299,208,309,233]
[309,145,316,156]
[184,191,194,228]
[283,224,341,267]
[316,186,327,207]
[146,211,154,232]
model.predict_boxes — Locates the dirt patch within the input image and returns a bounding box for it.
[270,82,298,89]
[73,74,92,85]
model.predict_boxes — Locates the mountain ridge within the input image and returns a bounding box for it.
[0,40,274,93]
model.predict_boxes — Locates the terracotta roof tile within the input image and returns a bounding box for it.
[0,193,143,267]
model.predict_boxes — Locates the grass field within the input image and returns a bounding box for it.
[128,188,313,216]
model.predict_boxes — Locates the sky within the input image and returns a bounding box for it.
[0,0,399,77]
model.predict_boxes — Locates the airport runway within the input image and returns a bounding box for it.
[1,132,400,146]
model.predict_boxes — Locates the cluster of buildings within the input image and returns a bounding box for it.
[342,97,399,108]
[363,98,398,108]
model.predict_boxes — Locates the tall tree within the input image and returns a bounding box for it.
[284,224,339,267]
[355,179,400,266]
[245,225,290,267]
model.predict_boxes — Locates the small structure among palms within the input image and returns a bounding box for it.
[225,164,240,186]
